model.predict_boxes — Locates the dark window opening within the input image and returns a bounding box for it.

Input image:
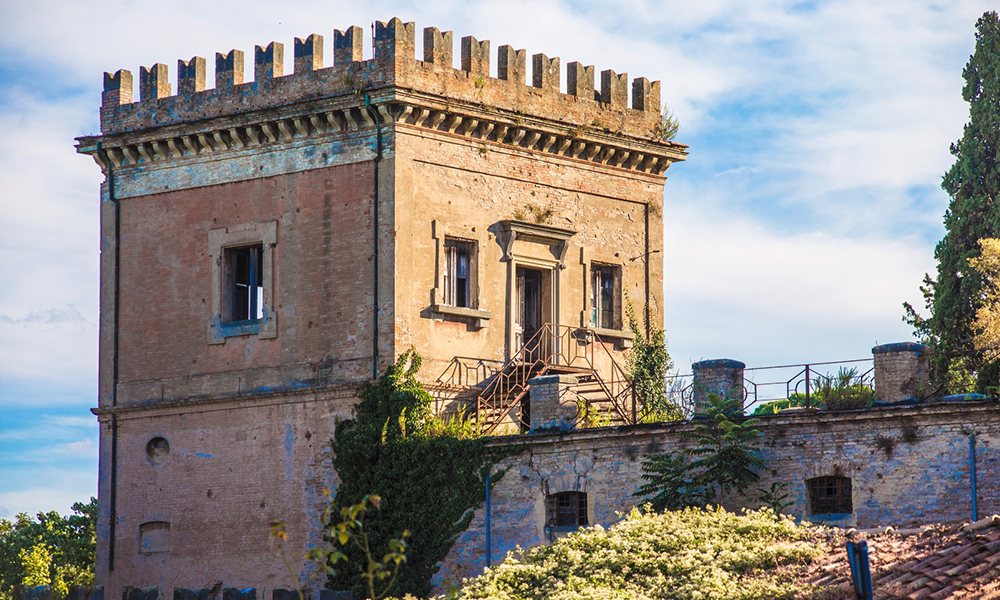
[444,240,472,308]
[547,491,588,527]
[591,265,615,329]
[226,244,264,322]
[807,476,853,514]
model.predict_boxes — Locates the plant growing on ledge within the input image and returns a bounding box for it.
[625,299,682,420]
[635,393,763,510]
[327,348,510,598]
[512,203,554,224]
[751,367,874,415]
[655,104,680,141]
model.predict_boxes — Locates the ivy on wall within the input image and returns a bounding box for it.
[328,349,510,598]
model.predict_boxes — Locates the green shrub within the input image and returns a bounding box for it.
[814,368,874,410]
[328,349,512,598]
[625,300,682,420]
[751,368,874,415]
[0,499,96,600]
[455,506,822,600]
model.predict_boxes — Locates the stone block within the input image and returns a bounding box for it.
[123,588,158,600]
[24,586,51,600]
[173,589,208,600]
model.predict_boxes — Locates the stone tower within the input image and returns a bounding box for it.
[76,18,686,597]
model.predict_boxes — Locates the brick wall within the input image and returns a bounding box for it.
[96,390,357,600]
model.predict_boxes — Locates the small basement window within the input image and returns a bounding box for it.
[444,239,472,308]
[807,476,853,514]
[547,491,588,527]
[225,244,264,322]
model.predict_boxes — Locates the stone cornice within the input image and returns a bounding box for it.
[92,381,363,420]
[77,93,685,177]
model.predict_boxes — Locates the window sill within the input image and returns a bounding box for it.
[430,305,492,328]
[807,513,854,525]
[208,312,277,344]
[590,327,635,348]
[219,319,263,337]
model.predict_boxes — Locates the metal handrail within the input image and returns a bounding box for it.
[475,323,634,434]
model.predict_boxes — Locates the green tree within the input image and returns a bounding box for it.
[905,11,1000,391]
[635,393,764,510]
[0,498,97,600]
[19,545,51,587]
[327,349,508,598]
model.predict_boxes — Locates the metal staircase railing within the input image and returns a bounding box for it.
[475,323,637,435]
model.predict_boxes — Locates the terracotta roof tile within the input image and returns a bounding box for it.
[796,515,1000,599]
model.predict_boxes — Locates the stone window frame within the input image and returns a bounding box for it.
[429,220,492,328]
[208,221,278,344]
[579,247,634,348]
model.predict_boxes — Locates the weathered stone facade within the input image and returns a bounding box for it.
[77,17,684,599]
[439,400,1000,586]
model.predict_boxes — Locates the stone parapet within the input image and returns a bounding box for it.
[873,342,930,403]
[77,18,686,177]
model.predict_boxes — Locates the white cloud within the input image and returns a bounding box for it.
[662,203,937,370]
[0,481,96,519]
[0,413,96,442]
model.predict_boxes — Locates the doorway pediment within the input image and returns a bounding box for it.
[495,220,576,268]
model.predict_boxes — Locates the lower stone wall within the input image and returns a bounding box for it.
[436,401,1000,587]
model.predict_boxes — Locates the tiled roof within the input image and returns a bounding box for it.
[800,515,1000,599]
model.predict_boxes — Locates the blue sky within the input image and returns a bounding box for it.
[0,0,993,517]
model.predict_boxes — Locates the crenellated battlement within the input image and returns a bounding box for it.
[83,18,686,175]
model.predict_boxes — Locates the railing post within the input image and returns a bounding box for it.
[805,364,811,409]
[631,386,637,424]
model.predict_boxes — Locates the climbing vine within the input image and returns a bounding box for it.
[625,299,682,419]
[327,349,510,598]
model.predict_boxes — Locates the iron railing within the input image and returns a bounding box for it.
[667,358,876,415]
[475,323,636,435]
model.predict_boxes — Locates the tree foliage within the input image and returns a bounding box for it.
[969,239,1000,357]
[905,11,1000,390]
[635,394,763,511]
[0,499,97,600]
[328,349,509,598]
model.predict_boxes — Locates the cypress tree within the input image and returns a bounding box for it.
[905,11,1000,389]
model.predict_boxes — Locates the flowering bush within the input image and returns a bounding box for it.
[453,506,822,600]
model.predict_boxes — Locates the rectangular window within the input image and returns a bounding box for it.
[208,221,277,344]
[444,239,472,308]
[226,244,264,322]
[548,491,588,527]
[591,264,616,329]
[808,476,853,514]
